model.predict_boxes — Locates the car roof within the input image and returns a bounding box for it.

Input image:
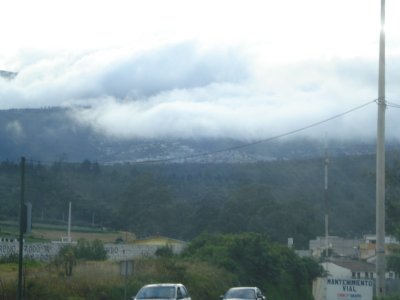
[228,287,258,290]
[142,283,184,288]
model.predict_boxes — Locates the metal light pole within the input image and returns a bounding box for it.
[376,0,386,297]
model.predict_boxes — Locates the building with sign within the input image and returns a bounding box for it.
[313,277,374,300]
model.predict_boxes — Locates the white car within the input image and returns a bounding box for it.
[133,283,191,300]
[220,287,266,300]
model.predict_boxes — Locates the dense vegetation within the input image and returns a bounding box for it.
[386,157,400,277]
[2,108,400,250]
[182,232,323,300]
[1,150,395,248]
[0,233,323,300]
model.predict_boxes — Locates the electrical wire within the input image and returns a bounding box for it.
[132,99,377,164]
[386,101,400,109]
[25,99,376,165]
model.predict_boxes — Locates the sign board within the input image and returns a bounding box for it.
[22,202,32,234]
[119,260,134,276]
[326,278,373,300]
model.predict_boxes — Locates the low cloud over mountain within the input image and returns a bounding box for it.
[1,42,400,142]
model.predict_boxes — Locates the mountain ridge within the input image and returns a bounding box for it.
[0,107,396,164]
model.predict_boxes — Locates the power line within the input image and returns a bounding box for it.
[386,101,400,109]
[132,99,376,164]
[25,99,376,166]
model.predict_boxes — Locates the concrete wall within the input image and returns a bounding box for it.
[0,241,186,262]
[104,243,186,261]
[0,242,63,261]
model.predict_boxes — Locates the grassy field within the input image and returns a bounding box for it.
[0,257,237,300]
[0,260,129,299]
[0,220,135,243]
[30,227,135,243]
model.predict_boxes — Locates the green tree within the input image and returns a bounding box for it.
[56,245,76,277]
[387,245,400,276]
[182,232,323,300]
[75,239,107,260]
[387,158,400,240]
[116,173,175,236]
[155,245,174,258]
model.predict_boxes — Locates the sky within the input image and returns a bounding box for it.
[0,0,399,141]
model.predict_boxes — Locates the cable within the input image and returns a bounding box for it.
[133,99,376,164]
[386,101,400,109]
[374,98,400,109]
[24,99,376,165]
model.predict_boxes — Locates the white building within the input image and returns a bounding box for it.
[314,260,383,300]
[322,260,376,279]
[309,236,361,258]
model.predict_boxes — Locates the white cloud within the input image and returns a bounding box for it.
[2,41,399,142]
[6,120,24,139]
[0,43,249,107]
[1,0,400,142]
[70,61,386,142]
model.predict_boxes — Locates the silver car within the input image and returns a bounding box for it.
[133,283,191,300]
[220,287,266,300]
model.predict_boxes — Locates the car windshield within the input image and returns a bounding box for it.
[226,289,255,299]
[136,286,176,299]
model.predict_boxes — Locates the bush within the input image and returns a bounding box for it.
[0,253,19,264]
[155,245,174,258]
[75,239,107,261]
[182,232,323,300]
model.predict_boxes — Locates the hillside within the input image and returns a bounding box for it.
[1,151,392,248]
[0,107,393,164]
[1,107,399,248]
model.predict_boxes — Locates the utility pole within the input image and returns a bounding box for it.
[324,136,329,259]
[18,157,26,300]
[376,0,386,297]
[124,250,128,300]
[68,202,72,242]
